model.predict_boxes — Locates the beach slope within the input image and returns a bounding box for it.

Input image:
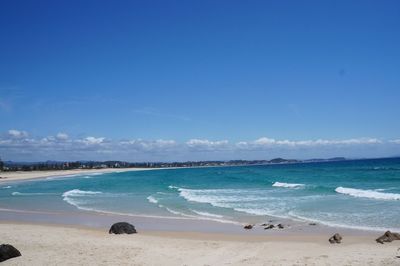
[1,223,398,265]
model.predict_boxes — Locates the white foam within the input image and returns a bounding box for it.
[288,211,400,232]
[147,195,158,204]
[335,187,400,200]
[165,207,193,217]
[173,186,281,215]
[272,182,305,188]
[164,207,239,224]
[191,210,224,218]
[2,186,12,189]
[86,172,104,176]
[62,189,102,198]
[11,191,52,196]
[62,189,103,209]
[46,174,79,180]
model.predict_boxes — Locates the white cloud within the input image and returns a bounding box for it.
[236,137,382,150]
[56,132,69,141]
[120,139,177,152]
[81,137,105,145]
[0,129,396,161]
[186,139,229,151]
[8,129,28,138]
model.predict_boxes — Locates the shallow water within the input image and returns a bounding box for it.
[1,158,399,231]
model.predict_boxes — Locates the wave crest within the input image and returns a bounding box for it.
[12,192,52,196]
[62,189,103,209]
[62,189,102,198]
[147,195,158,204]
[272,182,305,188]
[335,187,400,200]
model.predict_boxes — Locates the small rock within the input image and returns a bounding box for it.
[244,224,253,230]
[277,224,284,229]
[309,223,317,226]
[376,231,400,244]
[0,244,21,262]
[264,224,274,230]
[329,233,342,244]
[109,222,137,234]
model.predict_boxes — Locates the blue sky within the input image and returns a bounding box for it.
[0,0,399,161]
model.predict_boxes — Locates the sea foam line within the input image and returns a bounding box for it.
[147,195,158,204]
[62,189,103,209]
[288,211,400,232]
[335,187,400,200]
[190,210,224,218]
[272,182,305,188]
[12,191,54,196]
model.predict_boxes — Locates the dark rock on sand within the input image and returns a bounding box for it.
[109,222,137,234]
[309,223,317,226]
[329,233,342,244]
[244,224,253,230]
[277,224,284,229]
[376,231,400,244]
[264,224,274,230]
[0,244,21,262]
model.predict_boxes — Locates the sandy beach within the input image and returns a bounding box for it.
[1,222,399,265]
[0,168,156,183]
[1,168,400,265]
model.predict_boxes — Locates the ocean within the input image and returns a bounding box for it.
[1,158,399,231]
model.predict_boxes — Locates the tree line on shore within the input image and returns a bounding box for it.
[0,157,303,172]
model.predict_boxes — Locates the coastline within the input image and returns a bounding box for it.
[1,169,399,265]
[1,222,398,265]
[0,167,159,183]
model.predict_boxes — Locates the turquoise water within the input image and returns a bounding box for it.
[1,158,400,231]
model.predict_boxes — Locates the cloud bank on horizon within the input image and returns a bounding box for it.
[1,129,399,162]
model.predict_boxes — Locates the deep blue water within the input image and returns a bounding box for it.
[1,158,399,231]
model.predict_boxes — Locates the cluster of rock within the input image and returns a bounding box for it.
[243,224,254,230]
[327,231,400,245]
[243,223,285,230]
[0,244,21,262]
[261,223,284,230]
[376,231,400,244]
[328,233,342,244]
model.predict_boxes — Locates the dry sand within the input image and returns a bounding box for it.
[0,168,156,183]
[1,223,399,266]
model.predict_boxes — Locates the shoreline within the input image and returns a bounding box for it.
[1,167,398,235]
[1,170,399,264]
[0,167,161,183]
[0,222,398,265]
[0,205,383,237]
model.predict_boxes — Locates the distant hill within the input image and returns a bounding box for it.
[303,157,346,163]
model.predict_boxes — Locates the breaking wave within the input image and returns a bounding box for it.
[12,192,53,196]
[62,189,103,209]
[147,195,158,204]
[272,182,305,188]
[335,187,400,200]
